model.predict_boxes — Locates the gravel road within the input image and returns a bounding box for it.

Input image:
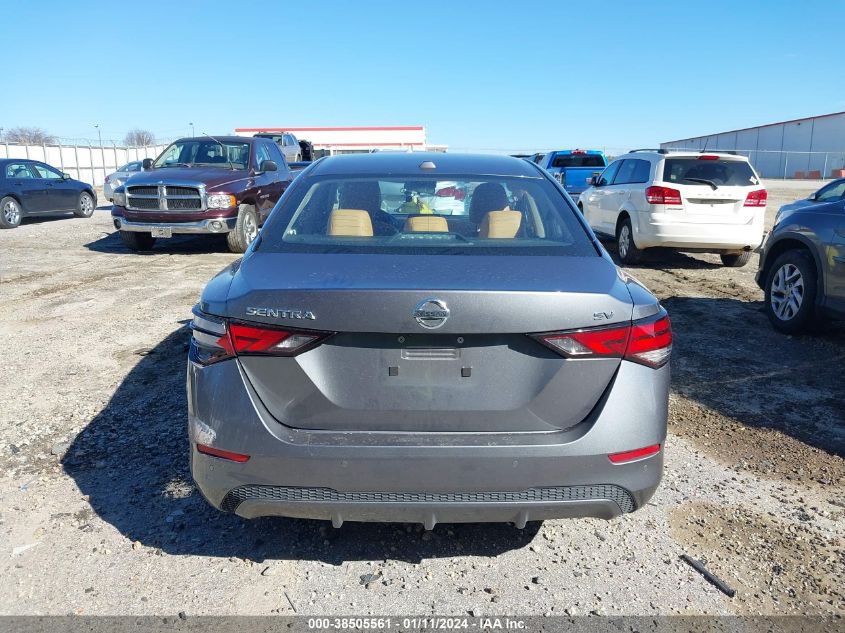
[0,182,842,617]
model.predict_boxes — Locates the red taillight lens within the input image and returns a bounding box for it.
[645,186,682,205]
[744,189,767,207]
[196,443,250,463]
[571,149,587,155]
[225,322,327,356]
[535,314,672,369]
[698,155,719,161]
[608,444,661,464]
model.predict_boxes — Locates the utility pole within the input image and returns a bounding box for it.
[190,122,195,137]
[94,124,106,184]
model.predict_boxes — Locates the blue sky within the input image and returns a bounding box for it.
[3,0,844,151]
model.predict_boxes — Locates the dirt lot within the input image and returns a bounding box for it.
[0,181,842,616]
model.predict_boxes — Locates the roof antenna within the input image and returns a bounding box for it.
[701,137,709,153]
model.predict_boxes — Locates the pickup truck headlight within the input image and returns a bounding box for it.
[207,194,236,209]
[113,191,126,206]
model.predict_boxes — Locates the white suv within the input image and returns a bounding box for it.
[578,150,767,266]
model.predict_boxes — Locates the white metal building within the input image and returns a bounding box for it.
[661,111,845,179]
[233,125,446,155]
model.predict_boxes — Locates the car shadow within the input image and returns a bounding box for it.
[598,238,723,269]
[62,325,541,564]
[663,295,845,457]
[84,230,233,255]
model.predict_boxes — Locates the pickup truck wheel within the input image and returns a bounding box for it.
[615,217,643,264]
[720,251,752,267]
[0,196,22,229]
[120,230,156,251]
[294,153,302,162]
[226,204,259,253]
[74,192,95,218]
[764,250,818,334]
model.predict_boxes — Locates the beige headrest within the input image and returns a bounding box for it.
[328,209,373,237]
[479,209,521,239]
[404,215,449,233]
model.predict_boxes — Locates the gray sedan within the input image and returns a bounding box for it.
[187,152,671,528]
[103,161,142,201]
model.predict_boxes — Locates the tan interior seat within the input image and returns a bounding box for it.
[403,215,449,233]
[479,209,522,239]
[328,209,373,237]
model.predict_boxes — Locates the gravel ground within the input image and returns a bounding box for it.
[0,181,842,616]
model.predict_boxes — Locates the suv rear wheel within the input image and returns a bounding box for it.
[720,251,752,267]
[120,230,156,251]
[616,216,643,264]
[764,250,817,333]
[226,204,259,253]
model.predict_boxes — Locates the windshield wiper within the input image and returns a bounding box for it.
[682,177,718,190]
[160,162,191,168]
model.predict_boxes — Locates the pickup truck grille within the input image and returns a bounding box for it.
[126,185,204,212]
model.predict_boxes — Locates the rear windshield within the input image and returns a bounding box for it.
[551,154,606,168]
[663,158,759,187]
[257,175,596,256]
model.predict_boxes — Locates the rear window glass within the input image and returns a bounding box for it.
[663,158,759,187]
[258,175,596,257]
[551,154,606,168]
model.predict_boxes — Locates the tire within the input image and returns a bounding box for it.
[615,216,643,264]
[294,153,302,163]
[74,191,95,218]
[577,202,584,214]
[120,230,156,252]
[764,250,818,334]
[720,251,752,267]
[226,204,259,253]
[0,196,22,229]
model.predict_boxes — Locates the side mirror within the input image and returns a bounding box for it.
[590,176,603,187]
[62,172,72,180]
[259,160,277,173]
[141,158,154,170]
[809,192,819,201]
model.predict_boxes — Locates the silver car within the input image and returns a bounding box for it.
[103,161,143,201]
[188,153,671,528]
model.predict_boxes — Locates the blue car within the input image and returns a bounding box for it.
[0,159,96,229]
[533,150,608,202]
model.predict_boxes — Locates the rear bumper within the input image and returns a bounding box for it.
[187,356,668,526]
[634,215,765,251]
[114,216,237,234]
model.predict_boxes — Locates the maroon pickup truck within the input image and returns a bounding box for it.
[111,136,293,253]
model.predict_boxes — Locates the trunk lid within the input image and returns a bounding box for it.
[227,253,634,433]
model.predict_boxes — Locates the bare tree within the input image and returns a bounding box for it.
[5,127,57,145]
[124,129,155,147]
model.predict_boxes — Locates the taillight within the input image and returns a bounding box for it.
[534,314,672,369]
[645,186,682,205]
[698,155,719,161]
[744,189,767,207]
[189,308,331,366]
[225,322,327,356]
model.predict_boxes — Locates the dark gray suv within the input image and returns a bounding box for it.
[757,196,845,333]
[187,153,671,528]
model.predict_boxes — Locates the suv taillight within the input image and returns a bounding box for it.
[189,312,332,366]
[534,314,672,369]
[744,189,767,207]
[645,186,682,205]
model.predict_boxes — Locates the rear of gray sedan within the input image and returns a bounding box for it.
[187,153,671,528]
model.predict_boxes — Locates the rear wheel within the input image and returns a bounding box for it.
[0,196,22,229]
[120,230,156,251]
[74,191,95,218]
[764,250,818,334]
[720,251,752,267]
[577,202,584,214]
[615,216,643,264]
[226,204,259,253]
